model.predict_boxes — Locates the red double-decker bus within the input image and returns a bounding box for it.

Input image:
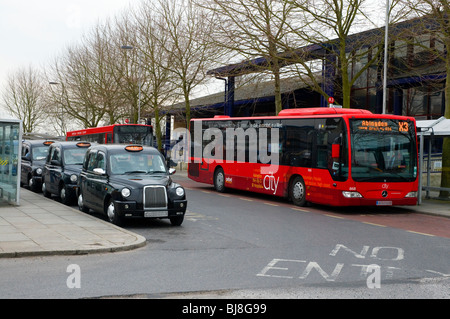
[66,124,154,147]
[187,108,419,206]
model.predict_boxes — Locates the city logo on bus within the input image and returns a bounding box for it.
[263,173,279,195]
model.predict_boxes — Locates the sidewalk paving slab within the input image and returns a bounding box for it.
[0,188,146,258]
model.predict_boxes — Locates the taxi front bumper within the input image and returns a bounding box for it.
[113,199,187,218]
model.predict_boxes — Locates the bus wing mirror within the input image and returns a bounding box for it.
[332,144,340,158]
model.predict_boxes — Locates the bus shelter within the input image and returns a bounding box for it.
[0,119,22,205]
[416,117,450,204]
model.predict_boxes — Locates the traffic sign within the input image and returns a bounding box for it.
[328,97,335,104]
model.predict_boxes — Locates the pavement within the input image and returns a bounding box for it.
[0,189,146,258]
[0,171,448,258]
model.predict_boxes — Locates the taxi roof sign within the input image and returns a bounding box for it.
[125,145,143,152]
[76,142,91,148]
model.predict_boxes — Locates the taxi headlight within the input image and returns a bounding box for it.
[342,191,363,198]
[175,187,185,197]
[121,187,131,198]
[36,168,42,175]
[70,174,78,182]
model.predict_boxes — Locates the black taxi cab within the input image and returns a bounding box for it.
[77,144,187,226]
[20,140,54,192]
[42,141,93,205]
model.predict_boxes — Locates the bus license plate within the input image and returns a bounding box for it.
[376,201,392,206]
[145,211,168,218]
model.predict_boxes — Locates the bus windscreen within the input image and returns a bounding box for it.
[349,119,417,182]
[113,125,153,146]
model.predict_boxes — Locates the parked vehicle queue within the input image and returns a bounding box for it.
[21,140,187,226]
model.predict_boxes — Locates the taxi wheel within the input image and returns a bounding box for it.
[290,175,306,207]
[42,182,51,198]
[59,184,72,205]
[106,199,122,225]
[170,215,184,226]
[78,193,89,213]
[28,176,39,192]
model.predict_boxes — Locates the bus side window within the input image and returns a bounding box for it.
[107,133,112,143]
[316,131,328,169]
[281,119,312,168]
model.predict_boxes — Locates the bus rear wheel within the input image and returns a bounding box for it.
[290,175,306,206]
[214,167,226,193]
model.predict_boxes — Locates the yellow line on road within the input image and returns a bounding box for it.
[292,208,309,213]
[325,214,345,219]
[263,202,279,206]
[362,222,386,227]
[217,193,230,197]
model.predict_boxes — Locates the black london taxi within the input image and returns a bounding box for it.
[77,144,187,226]
[42,141,93,205]
[20,140,54,192]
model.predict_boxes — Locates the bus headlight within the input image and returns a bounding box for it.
[121,187,131,198]
[405,191,417,198]
[175,187,185,197]
[342,191,363,198]
[70,174,78,182]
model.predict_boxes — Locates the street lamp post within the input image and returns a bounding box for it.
[121,45,141,124]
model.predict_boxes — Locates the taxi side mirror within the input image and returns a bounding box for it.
[93,168,106,175]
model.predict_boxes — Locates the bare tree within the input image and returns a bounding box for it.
[156,0,222,124]
[2,66,47,133]
[47,45,106,130]
[113,8,152,125]
[46,19,131,131]
[279,0,410,109]
[403,0,450,198]
[133,1,180,150]
[84,21,127,125]
[200,0,298,114]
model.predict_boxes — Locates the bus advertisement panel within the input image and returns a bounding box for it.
[66,124,154,147]
[186,108,418,207]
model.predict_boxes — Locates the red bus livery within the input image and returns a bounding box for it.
[188,108,418,207]
[66,124,153,147]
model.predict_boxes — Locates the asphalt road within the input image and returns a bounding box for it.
[0,173,448,300]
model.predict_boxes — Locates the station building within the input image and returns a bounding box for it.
[168,14,446,127]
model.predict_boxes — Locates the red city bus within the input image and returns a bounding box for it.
[187,108,419,206]
[66,124,154,147]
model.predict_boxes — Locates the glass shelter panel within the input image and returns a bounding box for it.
[0,120,22,205]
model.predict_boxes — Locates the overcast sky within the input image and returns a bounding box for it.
[0,0,135,118]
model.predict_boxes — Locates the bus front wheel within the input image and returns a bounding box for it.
[214,167,226,193]
[290,175,306,206]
